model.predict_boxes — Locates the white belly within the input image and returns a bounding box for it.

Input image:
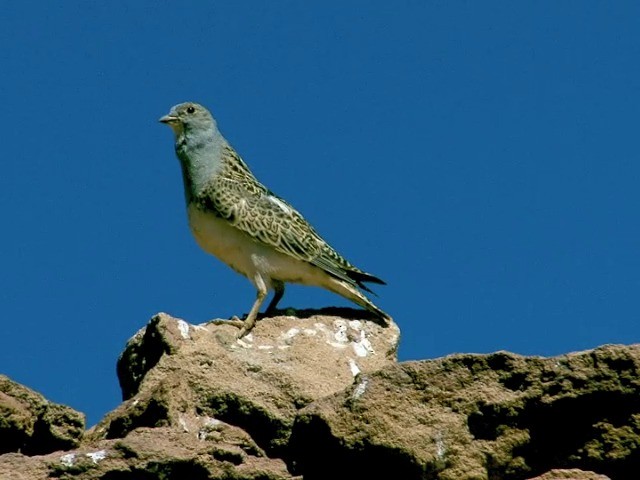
[187,204,327,288]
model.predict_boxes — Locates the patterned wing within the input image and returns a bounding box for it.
[196,146,363,286]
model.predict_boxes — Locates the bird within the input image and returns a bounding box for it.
[159,102,391,337]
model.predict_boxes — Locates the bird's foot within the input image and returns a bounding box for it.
[207,316,245,329]
[236,314,257,339]
[206,315,259,339]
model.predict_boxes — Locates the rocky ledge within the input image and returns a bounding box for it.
[1,309,638,479]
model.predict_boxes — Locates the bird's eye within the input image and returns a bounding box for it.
[186,106,195,114]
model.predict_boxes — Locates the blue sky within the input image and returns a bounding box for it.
[1,2,639,426]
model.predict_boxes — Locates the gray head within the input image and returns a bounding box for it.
[159,102,217,139]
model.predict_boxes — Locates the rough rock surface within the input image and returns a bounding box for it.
[1,310,638,480]
[290,345,638,479]
[526,469,611,479]
[96,309,399,456]
[0,375,85,455]
[0,426,291,480]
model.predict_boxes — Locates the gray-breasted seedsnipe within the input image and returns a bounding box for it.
[160,102,391,337]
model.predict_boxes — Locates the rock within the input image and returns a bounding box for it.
[0,309,396,479]
[0,375,85,455]
[526,468,612,479]
[0,427,291,480]
[289,345,640,480]
[92,309,399,456]
[2,311,639,480]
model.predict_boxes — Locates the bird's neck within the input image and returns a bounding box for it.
[176,127,226,203]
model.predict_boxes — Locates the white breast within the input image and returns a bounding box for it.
[187,204,258,277]
[186,204,328,288]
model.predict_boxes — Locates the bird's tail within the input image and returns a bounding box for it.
[324,276,391,326]
[346,269,386,295]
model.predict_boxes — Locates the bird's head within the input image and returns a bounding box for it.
[159,102,215,138]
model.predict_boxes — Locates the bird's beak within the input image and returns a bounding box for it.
[159,114,178,124]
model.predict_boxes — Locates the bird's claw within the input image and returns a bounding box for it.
[206,317,245,329]
[205,315,256,339]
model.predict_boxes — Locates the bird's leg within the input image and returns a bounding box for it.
[265,280,285,315]
[237,278,268,339]
[237,291,267,338]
